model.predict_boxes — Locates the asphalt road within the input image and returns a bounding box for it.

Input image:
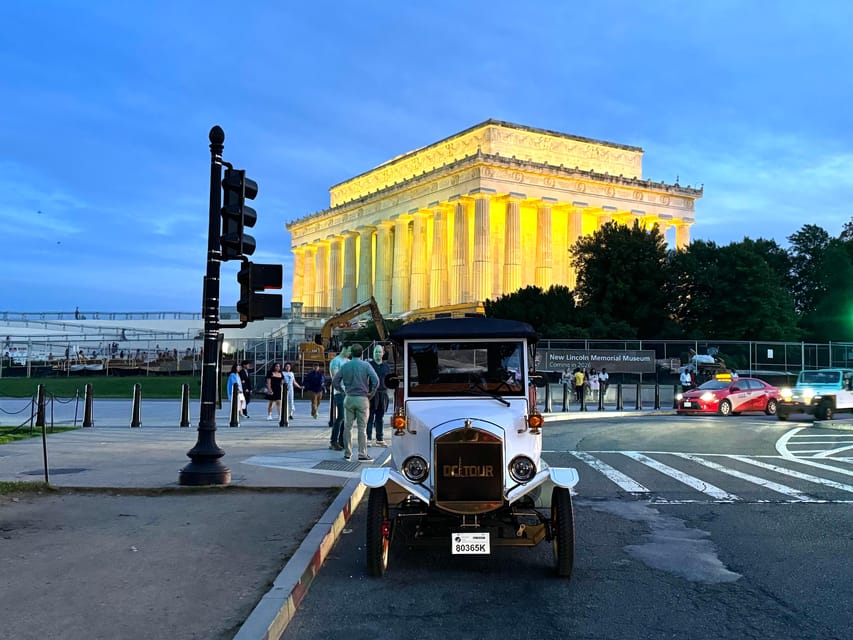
[280,414,853,640]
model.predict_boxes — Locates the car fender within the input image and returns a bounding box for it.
[506,466,579,505]
[360,467,431,505]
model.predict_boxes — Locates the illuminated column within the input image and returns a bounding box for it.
[302,244,316,310]
[356,225,376,302]
[342,231,358,308]
[391,214,412,314]
[490,195,505,299]
[291,246,305,304]
[327,235,342,311]
[567,205,584,290]
[600,206,615,228]
[409,211,430,310]
[535,199,553,289]
[502,195,523,294]
[374,221,393,314]
[675,222,691,249]
[471,191,492,302]
[430,205,449,307]
[552,206,569,289]
[451,198,470,304]
[314,240,329,312]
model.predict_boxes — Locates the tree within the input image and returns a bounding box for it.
[484,285,584,336]
[798,239,853,341]
[788,224,831,316]
[571,221,673,338]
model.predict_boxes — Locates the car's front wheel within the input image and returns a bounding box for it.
[366,488,391,577]
[551,487,575,578]
[816,401,834,421]
[765,398,778,415]
[718,399,733,416]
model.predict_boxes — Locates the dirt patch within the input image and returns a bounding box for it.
[0,488,336,640]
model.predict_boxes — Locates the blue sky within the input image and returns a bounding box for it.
[3,0,852,313]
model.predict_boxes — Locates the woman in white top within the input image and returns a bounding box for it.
[281,361,302,419]
[588,368,600,399]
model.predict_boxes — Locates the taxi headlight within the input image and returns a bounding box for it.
[700,392,715,402]
[509,455,537,483]
[402,456,429,483]
[676,392,684,401]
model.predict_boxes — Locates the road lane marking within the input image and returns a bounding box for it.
[776,427,807,459]
[672,453,819,502]
[728,455,853,493]
[815,444,853,458]
[570,451,649,493]
[783,456,853,477]
[621,452,739,501]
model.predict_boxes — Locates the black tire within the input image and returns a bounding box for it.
[765,398,778,416]
[816,401,834,421]
[551,487,575,578]
[718,399,733,417]
[366,488,391,577]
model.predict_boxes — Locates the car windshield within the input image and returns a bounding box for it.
[799,371,841,385]
[696,380,730,391]
[406,340,526,397]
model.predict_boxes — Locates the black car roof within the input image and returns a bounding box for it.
[391,317,538,343]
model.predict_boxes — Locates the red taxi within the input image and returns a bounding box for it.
[676,377,779,416]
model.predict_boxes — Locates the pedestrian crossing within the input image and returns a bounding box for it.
[546,450,853,504]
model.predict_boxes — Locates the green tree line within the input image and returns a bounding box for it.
[484,219,853,342]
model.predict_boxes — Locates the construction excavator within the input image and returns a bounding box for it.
[298,297,388,362]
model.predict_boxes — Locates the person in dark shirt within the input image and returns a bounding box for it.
[303,362,327,419]
[367,344,390,446]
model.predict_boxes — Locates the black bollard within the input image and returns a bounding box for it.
[544,381,552,413]
[654,383,661,410]
[328,387,336,427]
[130,383,142,427]
[616,383,624,411]
[598,385,604,411]
[82,383,94,427]
[279,384,289,428]
[180,383,191,427]
[229,382,240,427]
[635,382,642,411]
[35,384,46,428]
[562,383,568,412]
[672,384,679,409]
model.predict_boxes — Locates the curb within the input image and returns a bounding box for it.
[233,477,366,640]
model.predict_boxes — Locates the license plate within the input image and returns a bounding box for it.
[452,532,490,555]
[683,401,693,407]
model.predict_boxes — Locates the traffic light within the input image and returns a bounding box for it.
[237,262,283,322]
[220,169,258,261]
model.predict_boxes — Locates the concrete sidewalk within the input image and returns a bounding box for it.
[0,396,660,640]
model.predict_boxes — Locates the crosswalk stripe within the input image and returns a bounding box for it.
[672,453,819,502]
[570,451,649,493]
[622,452,739,501]
[728,455,853,493]
[779,456,853,478]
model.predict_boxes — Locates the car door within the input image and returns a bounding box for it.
[728,380,751,412]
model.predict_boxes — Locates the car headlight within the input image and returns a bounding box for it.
[402,456,429,483]
[676,392,684,401]
[700,392,715,402]
[509,455,536,483]
[803,388,815,401]
[780,387,792,400]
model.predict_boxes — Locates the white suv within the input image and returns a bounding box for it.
[361,317,579,577]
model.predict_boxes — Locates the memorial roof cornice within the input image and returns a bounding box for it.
[287,151,702,230]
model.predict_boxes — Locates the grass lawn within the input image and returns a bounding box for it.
[0,375,210,399]
[0,425,77,445]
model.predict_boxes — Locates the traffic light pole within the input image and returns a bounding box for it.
[179,126,231,486]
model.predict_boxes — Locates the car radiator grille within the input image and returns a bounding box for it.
[434,428,504,514]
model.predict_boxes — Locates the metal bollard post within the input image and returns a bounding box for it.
[82,384,94,428]
[180,383,191,427]
[544,381,552,413]
[562,383,568,412]
[328,387,336,427]
[635,382,642,411]
[598,385,604,411]
[229,382,240,427]
[35,384,46,428]
[672,384,679,409]
[279,384,289,428]
[616,383,624,411]
[654,383,661,410]
[130,383,142,427]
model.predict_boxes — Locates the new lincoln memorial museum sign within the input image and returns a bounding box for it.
[286,120,702,316]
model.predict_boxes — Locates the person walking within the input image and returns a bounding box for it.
[331,344,379,462]
[226,363,245,416]
[366,344,390,447]
[281,361,302,419]
[572,367,585,405]
[239,360,253,418]
[303,362,327,419]
[328,345,351,451]
[266,362,284,420]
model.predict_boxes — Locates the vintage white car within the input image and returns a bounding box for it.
[360,317,579,577]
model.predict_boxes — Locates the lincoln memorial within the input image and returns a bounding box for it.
[286,120,703,317]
